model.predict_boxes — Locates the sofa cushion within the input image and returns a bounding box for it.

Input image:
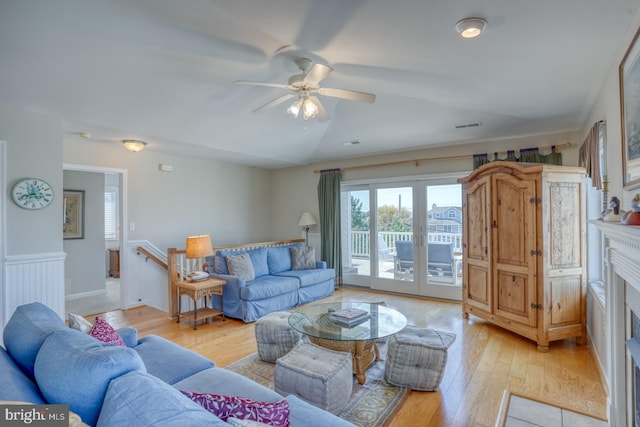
[272,269,336,288]
[219,248,269,277]
[181,391,290,426]
[240,276,300,301]
[97,371,226,427]
[290,247,315,270]
[284,395,356,427]
[34,328,146,426]
[267,244,302,274]
[133,335,214,385]
[173,367,282,403]
[227,253,256,281]
[0,347,45,404]
[3,302,66,377]
[89,317,127,347]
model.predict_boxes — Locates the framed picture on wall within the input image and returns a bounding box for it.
[620,26,640,190]
[63,190,84,239]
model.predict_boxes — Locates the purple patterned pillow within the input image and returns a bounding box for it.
[180,391,290,427]
[89,317,126,347]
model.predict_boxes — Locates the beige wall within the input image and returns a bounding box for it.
[270,130,581,238]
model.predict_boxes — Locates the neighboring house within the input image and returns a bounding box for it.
[427,205,462,235]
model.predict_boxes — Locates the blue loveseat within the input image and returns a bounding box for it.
[205,243,335,322]
[0,302,354,427]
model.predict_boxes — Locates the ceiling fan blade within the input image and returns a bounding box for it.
[318,87,376,103]
[235,80,291,90]
[304,64,333,86]
[309,96,330,122]
[252,94,295,112]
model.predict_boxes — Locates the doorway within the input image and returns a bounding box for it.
[342,173,464,300]
[63,164,127,316]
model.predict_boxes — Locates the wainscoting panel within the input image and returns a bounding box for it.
[4,252,66,324]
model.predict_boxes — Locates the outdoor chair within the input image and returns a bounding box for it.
[394,240,414,273]
[427,243,454,277]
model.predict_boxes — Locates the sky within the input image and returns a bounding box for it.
[351,184,461,213]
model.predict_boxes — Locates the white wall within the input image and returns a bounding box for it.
[63,138,273,250]
[1,105,63,255]
[63,170,106,296]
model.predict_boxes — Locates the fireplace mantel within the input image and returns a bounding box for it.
[592,220,640,426]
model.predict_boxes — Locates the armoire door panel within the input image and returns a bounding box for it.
[493,174,536,268]
[464,178,490,262]
[547,182,582,270]
[494,269,536,326]
[466,263,490,311]
[548,276,582,326]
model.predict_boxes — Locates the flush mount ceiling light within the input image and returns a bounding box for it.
[455,17,487,38]
[122,139,147,153]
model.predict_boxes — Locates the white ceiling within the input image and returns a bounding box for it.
[1,0,639,169]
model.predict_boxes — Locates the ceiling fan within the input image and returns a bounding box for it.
[235,57,376,122]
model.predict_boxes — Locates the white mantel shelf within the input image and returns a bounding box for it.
[590,220,640,251]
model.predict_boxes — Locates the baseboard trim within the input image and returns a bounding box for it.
[65,289,107,301]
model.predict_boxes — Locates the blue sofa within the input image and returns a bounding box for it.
[0,302,354,427]
[206,243,335,322]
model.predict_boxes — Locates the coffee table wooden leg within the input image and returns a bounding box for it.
[354,341,367,384]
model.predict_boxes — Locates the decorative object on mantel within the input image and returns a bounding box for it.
[622,194,640,225]
[603,196,622,222]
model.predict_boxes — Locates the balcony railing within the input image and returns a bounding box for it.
[350,230,462,258]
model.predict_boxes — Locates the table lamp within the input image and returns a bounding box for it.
[185,235,213,281]
[298,212,317,245]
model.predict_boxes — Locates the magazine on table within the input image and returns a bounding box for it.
[329,307,370,327]
[330,313,371,328]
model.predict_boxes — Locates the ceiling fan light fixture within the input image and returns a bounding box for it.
[287,99,302,118]
[302,98,318,120]
[455,17,487,38]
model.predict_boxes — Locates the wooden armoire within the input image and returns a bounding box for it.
[458,161,586,351]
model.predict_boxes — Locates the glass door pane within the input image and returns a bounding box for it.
[341,189,371,286]
[422,183,463,299]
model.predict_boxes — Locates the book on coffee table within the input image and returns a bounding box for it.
[331,313,371,328]
[330,307,368,321]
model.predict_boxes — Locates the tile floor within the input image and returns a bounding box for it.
[505,395,607,427]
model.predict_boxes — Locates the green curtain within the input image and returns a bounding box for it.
[473,147,563,169]
[317,169,342,287]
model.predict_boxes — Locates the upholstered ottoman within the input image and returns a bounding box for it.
[274,341,353,414]
[385,326,456,391]
[255,311,301,363]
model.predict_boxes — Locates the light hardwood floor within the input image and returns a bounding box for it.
[99,286,607,427]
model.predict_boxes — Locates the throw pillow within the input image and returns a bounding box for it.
[89,317,126,347]
[290,246,315,270]
[68,313,93,333]
[226,253,256,281]
[180,391,290,427]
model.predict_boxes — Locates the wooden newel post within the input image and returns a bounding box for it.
[167,248,178,319]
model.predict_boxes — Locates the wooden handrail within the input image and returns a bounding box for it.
[136,246,169,271]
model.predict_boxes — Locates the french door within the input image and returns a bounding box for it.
[342,174,464,300]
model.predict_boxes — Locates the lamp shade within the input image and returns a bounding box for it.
[298,212,317,227]
[185,235,213,259]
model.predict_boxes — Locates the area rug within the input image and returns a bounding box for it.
[225,342,410,427]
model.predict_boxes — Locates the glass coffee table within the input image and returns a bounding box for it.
[288,302,407,384]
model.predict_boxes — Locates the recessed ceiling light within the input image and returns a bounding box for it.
[455,17,487,38]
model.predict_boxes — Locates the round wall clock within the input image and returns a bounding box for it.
[11,178,54,210]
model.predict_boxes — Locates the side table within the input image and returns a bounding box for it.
[176,277,226,330]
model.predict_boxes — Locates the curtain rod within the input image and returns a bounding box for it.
[313,142,572,173]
